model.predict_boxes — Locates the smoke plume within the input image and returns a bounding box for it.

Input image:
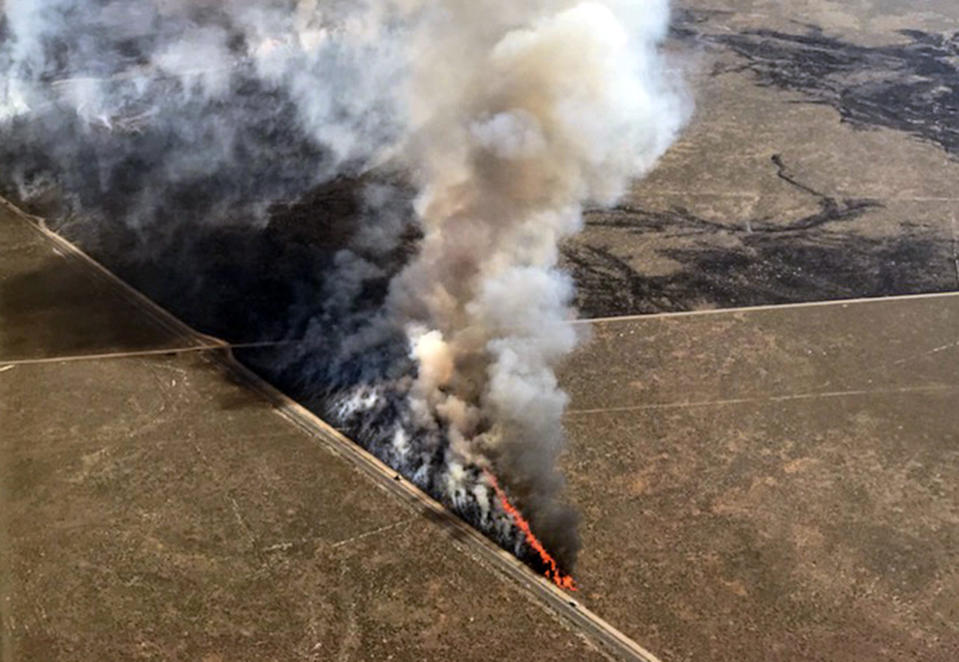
[0,0,686,574]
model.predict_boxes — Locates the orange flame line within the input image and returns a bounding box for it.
[483,469,578,591]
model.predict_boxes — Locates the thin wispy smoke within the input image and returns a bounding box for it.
[0,0,687,574]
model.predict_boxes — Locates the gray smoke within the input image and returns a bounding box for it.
[0,0,687,573]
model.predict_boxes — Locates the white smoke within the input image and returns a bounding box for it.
[379,0,686,566]
[0,0,687,571]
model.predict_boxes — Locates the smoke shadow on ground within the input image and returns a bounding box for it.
[30,175,413,347]
[6,12,959,578]
[0,244,193,358]
[9,175,580,571]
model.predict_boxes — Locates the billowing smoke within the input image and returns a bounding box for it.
[0,0,686,575]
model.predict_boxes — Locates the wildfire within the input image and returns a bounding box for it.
[483,469,578,591]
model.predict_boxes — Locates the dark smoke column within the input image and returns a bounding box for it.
[0,0,687,575]
[340,0,689,572]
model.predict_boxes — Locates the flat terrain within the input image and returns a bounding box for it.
[5,200,958,661]
[561,296,959,661]
[3,1,958,661]
[10,0,958,345]
[564,0,959,317]
[0,205,610,662]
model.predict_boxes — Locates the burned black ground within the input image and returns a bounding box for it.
[563,155,954,317]
[4,6,958,580]
[560,16,959,318]
[709,26,959,156]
